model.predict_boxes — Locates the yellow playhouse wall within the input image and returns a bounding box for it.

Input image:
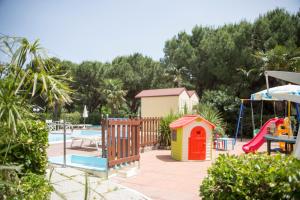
[171,128,183,160]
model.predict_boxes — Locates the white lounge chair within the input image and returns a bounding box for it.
[70,135,101,150]
[46,119,56,131]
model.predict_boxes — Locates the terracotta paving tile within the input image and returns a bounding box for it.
[48,140,269,200]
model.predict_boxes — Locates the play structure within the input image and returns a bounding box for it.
[235,85,300,153]
[242,118,283,153]
[263,71,300,158]
[277,117,293,149]
[169,115,215,161]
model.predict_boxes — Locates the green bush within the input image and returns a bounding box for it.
[61,111,81,124]
[200,89,240,135]
[159,113,181,147]
[0,120,49,174]
[200,154,300,200]
[0,172,52,200]
[86,112,101,125]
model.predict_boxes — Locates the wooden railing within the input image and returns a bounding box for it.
[101,117,161,168]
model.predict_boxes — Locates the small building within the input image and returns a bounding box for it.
[135,88,199,117]
[187,90,199,112]
[169,115,215,161]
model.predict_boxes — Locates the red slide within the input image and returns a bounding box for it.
[242,118,284,153]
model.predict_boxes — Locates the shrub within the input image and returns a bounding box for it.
[0,172,52,200]
[0,120,49,174]
[86,112,101,125]
[159,113,181,147]
[0,120,52,199]
[200,154,300,200]
[200,89,240,135]
[61,111,81,124]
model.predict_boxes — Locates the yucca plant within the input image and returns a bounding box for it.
[0,37,72,133]
[159,112,181,147]
[194,103,226,136]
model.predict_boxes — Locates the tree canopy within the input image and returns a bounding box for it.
[9,8,298,133]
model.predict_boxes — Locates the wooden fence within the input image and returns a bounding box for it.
[140,117,160,147]
[101,117,160,168]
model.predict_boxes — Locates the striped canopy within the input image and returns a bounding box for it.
[251,84,300,101]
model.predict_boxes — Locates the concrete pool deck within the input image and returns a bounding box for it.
[47,140,269,200]
[48,167,150,200]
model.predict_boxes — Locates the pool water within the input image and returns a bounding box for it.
[78,130,102,136]
[48,155,107,171]
[48,130,101,143]
[48,134,72,143]
[90,125,101,129]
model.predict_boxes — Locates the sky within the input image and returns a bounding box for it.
[0,0,299,63]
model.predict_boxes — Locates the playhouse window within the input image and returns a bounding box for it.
[172,130,177,141]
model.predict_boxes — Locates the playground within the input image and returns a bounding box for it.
[48,138,262,200]
[46,74,300,199]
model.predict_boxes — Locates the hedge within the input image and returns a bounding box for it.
[200,154,300,199]
[85,112,101,125]
[61,111,81,124]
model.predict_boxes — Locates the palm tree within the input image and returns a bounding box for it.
[103,79,127,115]
[165,64,188,87]
[254,45,300,73]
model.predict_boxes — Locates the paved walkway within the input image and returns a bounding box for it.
[112,140,268,200]
[48,140,268,200]
[48,167,150,200]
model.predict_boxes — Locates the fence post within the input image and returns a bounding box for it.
[136,119,140,155]
[101,118,107,158]
[117,123,121,159]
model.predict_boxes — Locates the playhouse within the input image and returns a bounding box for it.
[169,115,215,161]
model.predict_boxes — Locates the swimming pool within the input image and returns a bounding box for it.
[48,130,102,144]
[48,154,107,172]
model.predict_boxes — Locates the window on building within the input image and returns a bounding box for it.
[171,130,177,141]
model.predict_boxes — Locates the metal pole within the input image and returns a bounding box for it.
[63,119,66,167]
[265,73,269,92]
[234,101,244,144]
[250,101,255,131]
[260,101,264,128]
[273,101,276,118]
[296,103,300,123]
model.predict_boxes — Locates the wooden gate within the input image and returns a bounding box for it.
[101,117,161,168]
[102,119,141,168]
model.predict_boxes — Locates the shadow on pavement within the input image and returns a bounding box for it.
[155,155,179,162]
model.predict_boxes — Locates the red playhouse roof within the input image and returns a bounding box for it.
[135,87,186,98]
[169,115,216,129]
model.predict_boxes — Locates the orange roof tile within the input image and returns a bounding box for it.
[135,87,186,98]
[169,115,216,129]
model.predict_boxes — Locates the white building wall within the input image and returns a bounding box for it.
[189,94,199,112]
[178,91,190,114]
